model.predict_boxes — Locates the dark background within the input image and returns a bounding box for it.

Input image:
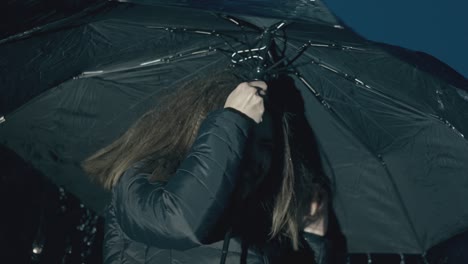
[325,0,468,78]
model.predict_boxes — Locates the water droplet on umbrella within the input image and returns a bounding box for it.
[32,246,43,254]
[457,88,468,101]
[436,90,445,110]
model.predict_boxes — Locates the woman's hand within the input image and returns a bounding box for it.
[303,194,329,236]
[224,81,268,124]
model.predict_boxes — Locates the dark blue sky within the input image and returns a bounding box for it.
[323,0,468,79]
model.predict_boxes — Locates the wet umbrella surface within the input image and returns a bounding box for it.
[1,0,468,255]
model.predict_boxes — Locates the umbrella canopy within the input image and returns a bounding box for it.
[1,0,468,254]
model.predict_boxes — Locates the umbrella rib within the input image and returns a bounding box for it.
[269,35,369,77]
[213,31,263,70]
[146,25,257,47]
[218,31,257,70]
[147,25,264,70]
[12,46,234,124]
[294,71,377,150]
[274,33,368,51]
[264,41,310,74]
[278,28,288,58]
[75,42,231,78]
[219,14,276,71]
[230,17,265,72]
[283,41,442,122]
[0,1,112,45]
[100,56,232,129]
[323,72,397,140]
[304,68,396,141]
[218,14,263,32]
[239,25,257,62]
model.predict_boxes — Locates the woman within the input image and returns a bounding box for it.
[82,68,332,264]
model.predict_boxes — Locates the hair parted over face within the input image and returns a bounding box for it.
[234,110,275,201]
[82,68,329,251]
[238,75,330,250]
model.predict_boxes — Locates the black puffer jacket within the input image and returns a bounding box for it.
[103,108,328,264]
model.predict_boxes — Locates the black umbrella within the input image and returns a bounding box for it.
[1,0,468,255]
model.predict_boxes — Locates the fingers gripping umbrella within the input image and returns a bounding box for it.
[1,0,468,255]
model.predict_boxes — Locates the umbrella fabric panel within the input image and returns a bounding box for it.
[285,32,468,118]
[0,3,248,115]
[296,79,423,253]
[114,0,340,25]
[0,0,101,39]
[383,125,468,253]
[296,73,468,252]
[286,30,468,252]
[295,63,431,152]
[284,22,468,111]
[1,25,99,115]
[285,29,468,152]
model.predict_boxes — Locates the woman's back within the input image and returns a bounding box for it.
[102,109,273,264]
[84,76,330,264]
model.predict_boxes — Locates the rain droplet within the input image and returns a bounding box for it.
[32,246,43,255]
[457,88,468,101]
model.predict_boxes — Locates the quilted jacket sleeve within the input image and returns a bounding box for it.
[113,108,254,250]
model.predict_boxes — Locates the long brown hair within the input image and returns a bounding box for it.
[82,68,242,188]
[268,76,330,250]
[82,69,329,250]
